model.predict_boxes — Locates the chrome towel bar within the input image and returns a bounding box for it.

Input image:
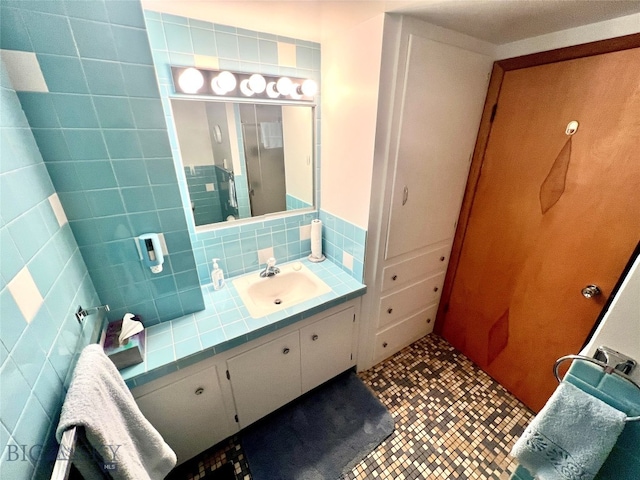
[554,354,640,422]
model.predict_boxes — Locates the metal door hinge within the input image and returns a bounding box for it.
[226,370,230,380]
[490,104,498,123]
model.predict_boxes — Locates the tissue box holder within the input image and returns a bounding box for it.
[102,319,145,369]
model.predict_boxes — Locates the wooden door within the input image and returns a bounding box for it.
[441,46,640,412]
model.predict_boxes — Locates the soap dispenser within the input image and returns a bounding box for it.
[211,258,225,290]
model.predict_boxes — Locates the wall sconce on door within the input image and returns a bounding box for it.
[171,66,317,102]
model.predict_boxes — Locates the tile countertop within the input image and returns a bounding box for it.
[120,258,366,389]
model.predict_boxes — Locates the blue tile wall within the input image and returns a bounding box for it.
[0,59,100,480]
[286,194,312,211]
[3,0,205,326]
[184,166,224,225]
[320,210,367,282]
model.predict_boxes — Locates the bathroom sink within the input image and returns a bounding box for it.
[233,262,332,318]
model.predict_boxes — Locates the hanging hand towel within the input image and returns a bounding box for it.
[511,381,626,480]
[57,344,177,479]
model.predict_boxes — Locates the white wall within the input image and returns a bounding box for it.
[320,14,385,228]
[582,254,640,383]
[496,13,640,59]
[282,106,313,205]
[171,100,215,167]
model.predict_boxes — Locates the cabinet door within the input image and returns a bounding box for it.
[135,366,234,465]
[300,307,355,393]
[384,35,492,259]
[227,331,301,428]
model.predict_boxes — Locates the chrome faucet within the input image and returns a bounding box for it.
[260,257,280,278]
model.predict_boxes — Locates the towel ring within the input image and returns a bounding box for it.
[554,354,640,423]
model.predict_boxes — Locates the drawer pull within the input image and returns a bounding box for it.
[195,387,204,395]
[433,287,439,292]
[427,318,432,324]
[387,308,393,314]
[383,342,388,348]
[440,256,446,261]
[392,275,398,281]
[312,334,319,341]
[283,348,290,355]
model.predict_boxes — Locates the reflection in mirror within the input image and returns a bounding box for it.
[171,99,314,227]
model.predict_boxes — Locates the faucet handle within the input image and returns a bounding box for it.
[267,257,276,267]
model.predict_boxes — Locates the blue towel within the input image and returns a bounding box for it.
[511,382,626,480]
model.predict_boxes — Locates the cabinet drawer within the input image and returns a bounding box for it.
[227,331,301,428]
[382,245,450,292]
[374,305,437,364]
[378,271,444,329]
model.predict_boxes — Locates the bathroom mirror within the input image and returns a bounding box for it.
[171,98,315,227]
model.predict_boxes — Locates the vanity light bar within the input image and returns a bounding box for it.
[171,66,317,101]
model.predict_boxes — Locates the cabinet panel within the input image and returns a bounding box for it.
[374,304,437,364]
[135,366,233,465]
[300,306,355,393]
[384,35,493,259]
[381,245,450,292]
[227,331,301,428]
[378,271,444,329]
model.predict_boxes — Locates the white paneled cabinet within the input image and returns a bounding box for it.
[227,331,302,429]
[300,306,355,393]
[135,365,235,465]
[228,305,356,428]
[361,15,494,368]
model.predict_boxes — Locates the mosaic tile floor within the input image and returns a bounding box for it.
[168,334,534,480]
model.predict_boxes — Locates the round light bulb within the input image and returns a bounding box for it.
[248,74,267,94]
[266,81,279,98]
[239,79,254,96]
[217,71,237,92]
[178,68,204,94]
[211,76,226,95]
[301,79,318,97]
[276,76,293,96]
[289,83,302,99]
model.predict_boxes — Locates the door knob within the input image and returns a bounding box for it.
[581,284,601,298]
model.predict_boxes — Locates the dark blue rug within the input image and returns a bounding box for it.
[241,370,394,480]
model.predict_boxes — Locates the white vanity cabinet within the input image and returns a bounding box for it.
[226,331,302,429]
[227,303,357,428]
[134,365,236,465]
[133,299,360,456]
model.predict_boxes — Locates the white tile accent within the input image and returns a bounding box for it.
[299,224,311,240]
[342,252,354,271]
[8,266,43,324]
[205,183,215,192]
[277,42,296,67]
[1,49,49,92]
[258,247,274,265]
[194,55,220,70]
[48,193,68,227]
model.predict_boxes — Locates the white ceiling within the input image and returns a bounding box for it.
[393,0,640,44]
[142,0,640,45]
